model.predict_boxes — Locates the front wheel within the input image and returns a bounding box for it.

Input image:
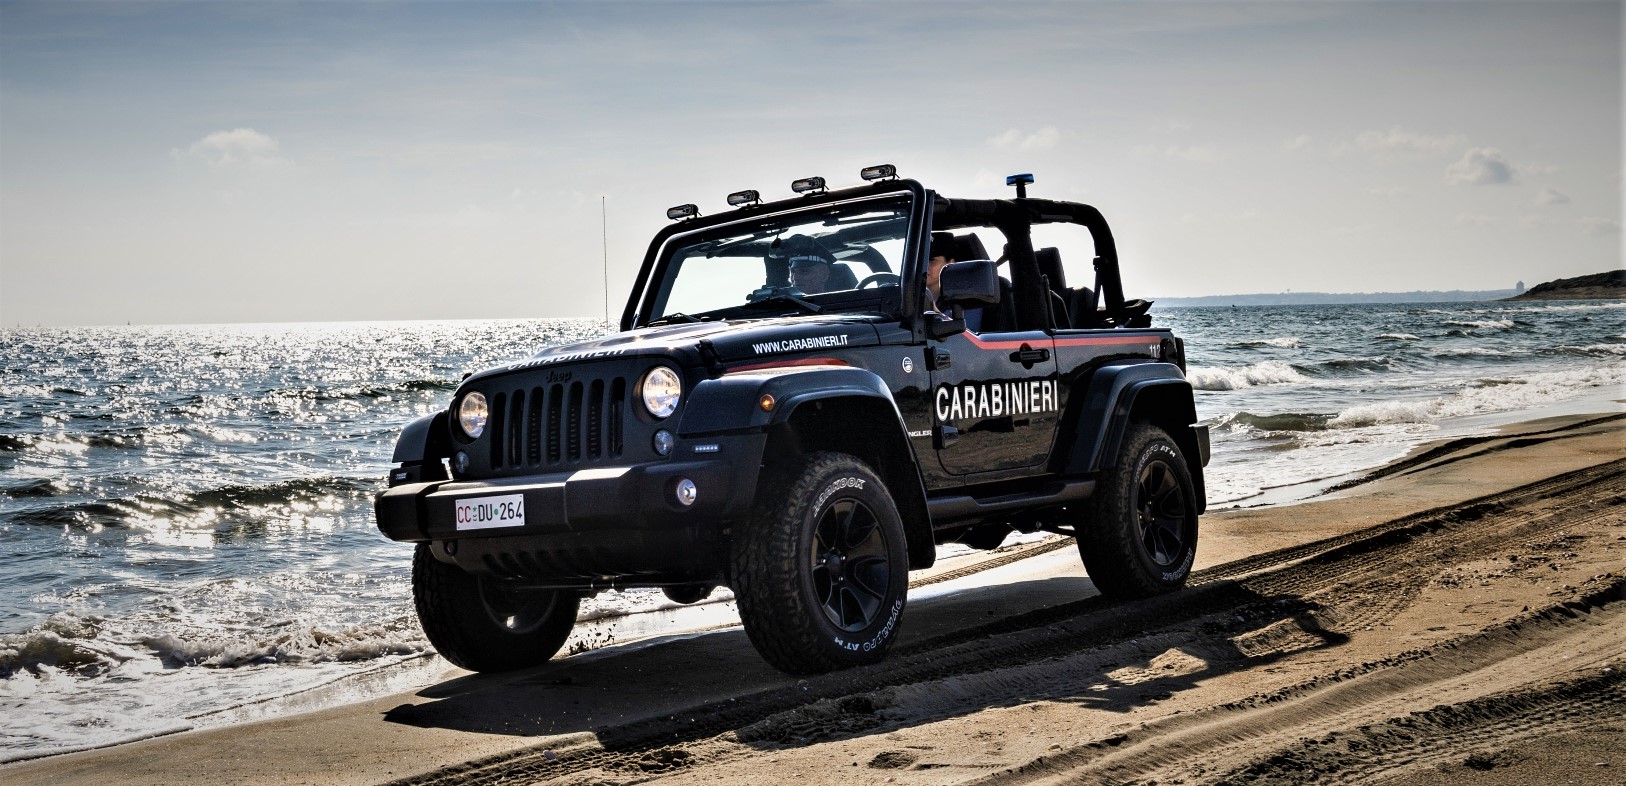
[412,543,580,672]
[1077,422,1199,599]
[731,452,909,674]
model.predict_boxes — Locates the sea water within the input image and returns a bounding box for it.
[2,301,1623,758]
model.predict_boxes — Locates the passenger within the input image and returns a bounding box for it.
[924,232,955,312]
[925,232,983,331]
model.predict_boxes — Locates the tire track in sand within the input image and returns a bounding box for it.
[384,458,1625,786]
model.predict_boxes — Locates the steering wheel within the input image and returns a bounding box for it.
[857,273,899,289]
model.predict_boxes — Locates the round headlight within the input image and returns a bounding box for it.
[457,391,488,438]
[641,366,682,419]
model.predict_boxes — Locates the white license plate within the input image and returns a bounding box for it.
[454,494,526,531]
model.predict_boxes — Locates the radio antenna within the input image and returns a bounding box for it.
[601,195,610,331]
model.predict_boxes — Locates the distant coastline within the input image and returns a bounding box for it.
[1155,270,1625,307]
[1501,270,1626,302]
[1150,289,1518,307]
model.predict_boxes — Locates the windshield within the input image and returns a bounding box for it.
[643,195,911,325]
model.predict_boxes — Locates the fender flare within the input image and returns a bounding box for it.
[1058,362,1205,510]
[391,411,452,464]
[676,365,936,569]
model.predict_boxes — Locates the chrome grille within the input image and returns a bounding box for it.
[487,377,627,470]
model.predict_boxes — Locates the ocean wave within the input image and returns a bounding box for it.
[1233,337,1304,349]
[9,476,378,529]
[140,622,425,669]
[1553,343,1626,357]
[1326,400,1436,427]
[1376,333,1420,341]
[266,379,456,404]
[1311,357,1395,373]
[0,434,30,451]
[2,478,66,498]
[1187,361,1307,390]
[1442,319,1515,329]
[1432,347,1525,359]
[1217,411,1332,432]
[0,613,425,678]
[1328,365,1626,428]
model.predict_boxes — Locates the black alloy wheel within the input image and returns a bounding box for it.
[811,497,893,632]
[1135,458,1191,568]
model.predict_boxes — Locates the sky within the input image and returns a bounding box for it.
[0,1,1620,327]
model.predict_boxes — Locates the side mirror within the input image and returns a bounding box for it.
[939,259,1000,308]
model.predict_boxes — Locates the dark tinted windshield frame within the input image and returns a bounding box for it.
[624,180,928,330]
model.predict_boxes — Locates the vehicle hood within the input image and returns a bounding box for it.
[464,315,881,385]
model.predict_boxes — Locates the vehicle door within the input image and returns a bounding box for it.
[928,327,1060,475]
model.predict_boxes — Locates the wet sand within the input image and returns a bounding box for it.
[6,412,1624,786]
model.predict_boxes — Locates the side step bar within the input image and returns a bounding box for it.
[926,479,1095,527]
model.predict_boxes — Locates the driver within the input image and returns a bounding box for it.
[786,240,838,294]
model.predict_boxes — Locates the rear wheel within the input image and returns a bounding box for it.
[731,452,908,674]
[412,543,580,672]
[1077,422,1198,599]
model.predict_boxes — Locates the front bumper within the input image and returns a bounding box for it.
[375,434,765,582]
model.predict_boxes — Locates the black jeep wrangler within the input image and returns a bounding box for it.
[375,167,1208,675]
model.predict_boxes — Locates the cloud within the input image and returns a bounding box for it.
[987,126,1061,151]
[1455,213,1496,226]
[1347,126,1465,156]
[1135,144,1222,163]
[178,128,284,169]
[1515,215,1619,235]
[1282,134,1313,152]
[1444,148,1516,186]
[1537,187,1570,206]
[1366,186,1408,198]
[1577,216,1621,235]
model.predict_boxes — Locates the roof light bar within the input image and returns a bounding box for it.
[727,189,761,208]
[666,203,700,221]
[790,176,826,195]
[860,164,898,181]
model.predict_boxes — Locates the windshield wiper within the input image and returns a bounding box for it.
[649,312,707,326]
[742,293,822,314]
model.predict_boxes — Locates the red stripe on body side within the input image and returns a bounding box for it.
[961,332,1159,351]
[727,357,852,373]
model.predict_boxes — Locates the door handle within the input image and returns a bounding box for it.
[1009,344,1050,366]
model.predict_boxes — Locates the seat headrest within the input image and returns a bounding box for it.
[953,233,990,263]
[1035,247,1065,289]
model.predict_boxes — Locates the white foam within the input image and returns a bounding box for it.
[1329,364,1626,428]
[1187,360,1307,391]
[1434,347,1523,358]
[1557,343,1626,356]
[1377,333,1420,341]
[1442,319,1515,329]
[1235,337,1304,348]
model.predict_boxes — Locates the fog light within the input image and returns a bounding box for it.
[453,451,470,474]
[653,429,675,457]
[674,478,698,506]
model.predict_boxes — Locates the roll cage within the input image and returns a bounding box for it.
[622,178,1135,336]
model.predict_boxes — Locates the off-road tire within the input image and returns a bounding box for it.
[1077,422,1199,599]
[731,452,908,674]
[412,543,580,672]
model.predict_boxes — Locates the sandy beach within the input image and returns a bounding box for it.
[6,410,1623,786]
